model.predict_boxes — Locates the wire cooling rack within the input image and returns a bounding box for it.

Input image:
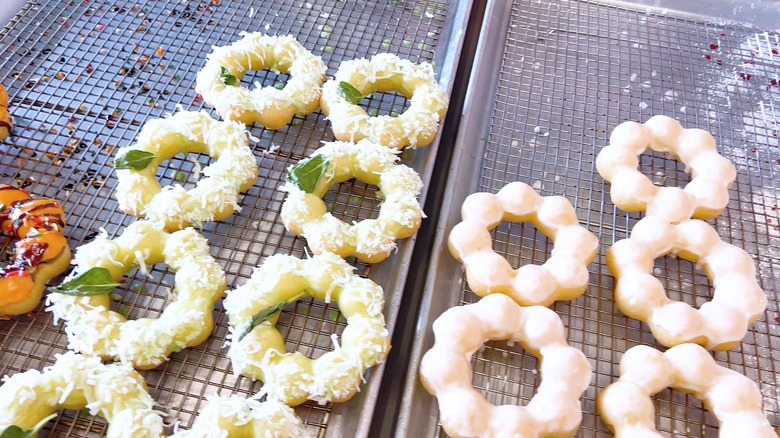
[398,0,779,436]
[0,0,466,436]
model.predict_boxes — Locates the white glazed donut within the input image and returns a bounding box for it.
[596,115,736,223]
[114,110,258,231]
[448,181,598,306]
[196,32,326,129]
[0,351,164,437]
[419,293,592,438]
[607,215,766,350]
[320,53,449,149]
[281,139,424,263]
[598,344,777,437]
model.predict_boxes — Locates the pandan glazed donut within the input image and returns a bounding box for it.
[0,184,71,317]
[47,220,226,369]
[114,110,258,231]
[224,252,391,406]
[195,32,326,129]
[280,139,424,263]
[0,351,164,438]
[172,395,311,437]
[320,53,449,149]
[0,84,12,140]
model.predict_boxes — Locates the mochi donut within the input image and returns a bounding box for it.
[320,53,449,149]
[114,110,257,231]
[607,215,766,350]
[596,115,736,223]
[172,395,310,437]
[419,293,592,438]
[0,184,71,317]
[196,32,326,129]
[225,252,391,406]
[448,181,598,307]
[47,220,226,369]
[0,83,12,140]
[281,139,424,263]
[598,344,777,437]
[0,351,164,438]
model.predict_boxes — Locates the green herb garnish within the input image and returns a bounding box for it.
[114,150,155,171]
[1,414,57,438]
[219,66,238,86]
[235,293,305,342]
[49,267,122,296]
[287,154,329,193]
[337,81,363,104]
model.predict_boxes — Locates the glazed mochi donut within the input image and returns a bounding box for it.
[320,52,449,149]
[596,115,736,223]
[598,344,777,437]
[114,110,257,231]
[281,139,424,263]
[608,215,766,350]
[196,32,326,129]
[419,293,592,438]
[448,181,598,307]
[225,252,391,406]
[173,395,310,437]
[0,351,164,438]
[0,83,12,140]
[0,185,71,317]
[47,220,226,369]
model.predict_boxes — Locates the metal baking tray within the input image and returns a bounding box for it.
[398,0,779,436]
[0,0,471,436]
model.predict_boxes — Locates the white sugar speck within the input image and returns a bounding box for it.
[511,140,519,147]
[639,101,649,110]
[680,106,687,113]
[651,70,658,77]
[664,90,678,101]
[642,81,652,88]
[534,126,542,133]
[532,181,542,190]
[630,73,638,81]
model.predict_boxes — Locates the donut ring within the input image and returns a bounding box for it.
[0,185,71,317]
[0,84,12,140]
[195,32,326,129]
[47,220,226,369]
[448,181,599,307]
[280,139,424,263]
[596,115,737,223]
[172,395,310,437]
[0,351,164,437]
[224,252,391,406]
[419,293,592,438]
[607,215,766,350]
[114,110,258,231]
[320,53,449,149]
[598,344,777,437]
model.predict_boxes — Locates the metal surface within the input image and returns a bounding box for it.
[0,0,469,436]
[399,0,780,436]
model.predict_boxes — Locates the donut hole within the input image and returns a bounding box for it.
[363,91,411,117]
[653,388,720,435]
[471,339,541,405]
[491,220,552,270]
[322,179,383,224]
[156,151,213,189]
[638,150,691,189]
[653,255,711,309]
[275,296,347,360]
[245,70,291,91]
[110,266,176,320]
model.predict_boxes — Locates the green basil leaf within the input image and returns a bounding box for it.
[114,150,155,171]
[337,81,363,104]
[235,293,305,343]
[1,413,58,438]
[287,155,329,193]
[219,66,238,86]
[49,267,122,296]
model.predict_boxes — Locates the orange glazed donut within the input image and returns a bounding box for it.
[0,84,12,140]
[0,185,71,317]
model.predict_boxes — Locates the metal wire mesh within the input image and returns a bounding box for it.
[429,0,778,436]
[0,0,457,435]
